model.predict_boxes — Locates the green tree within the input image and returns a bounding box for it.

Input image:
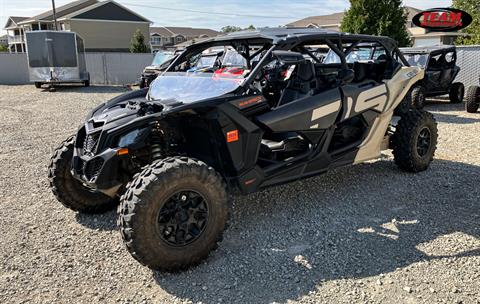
[341,0,411,47]
[130,29,150,53]
[453,0,480,45]
[0,45,8,52]
[246,25,256,30]
[221,25,243,33]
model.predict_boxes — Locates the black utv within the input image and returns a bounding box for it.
[400,46,464,109]
[49,28,437,271]
[139,51,176,88]
[465,75,480,113]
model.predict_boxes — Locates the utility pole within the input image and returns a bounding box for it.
[52,0,58,30]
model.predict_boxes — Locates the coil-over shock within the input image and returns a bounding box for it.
[150,121,165,161]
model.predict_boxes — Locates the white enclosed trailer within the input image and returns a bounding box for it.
[25,31,90,88]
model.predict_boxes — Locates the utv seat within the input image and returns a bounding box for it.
[352,62,369,83]
[277,61,316,107]
[352,61,387,83]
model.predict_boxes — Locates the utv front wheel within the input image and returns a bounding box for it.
[118,157,229,271]
[449,82,464,104]
[35,82,42,89]
[391,110,437,173]
[465,86,480,113]
[48,135,117,213]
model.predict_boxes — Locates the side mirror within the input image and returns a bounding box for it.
[338,69,355,84]
[272,50,306,65]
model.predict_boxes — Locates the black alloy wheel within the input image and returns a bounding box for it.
[416,127,431,157]
[157,190,209,246]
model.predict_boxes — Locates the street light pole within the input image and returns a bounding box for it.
[52,0,58,30]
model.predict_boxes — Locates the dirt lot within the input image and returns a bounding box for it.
[0,85,479,304]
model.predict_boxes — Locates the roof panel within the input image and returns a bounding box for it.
[190,28,397,50]
[71,2,149,22]
[20,0,98,22]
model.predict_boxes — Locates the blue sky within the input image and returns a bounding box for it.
[1,0,453,33]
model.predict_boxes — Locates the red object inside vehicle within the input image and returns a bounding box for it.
[214,67,245,78]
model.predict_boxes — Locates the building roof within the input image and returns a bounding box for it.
[15,0,150,24]
[20,0,98,23]
[286,6,422,28]
[286,12,344,28]
[150,26,219,38]
[10,17,30,24]
[59,0,151,22]
[3,16,29,29]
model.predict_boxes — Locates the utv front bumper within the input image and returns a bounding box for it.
[71,146,125,197]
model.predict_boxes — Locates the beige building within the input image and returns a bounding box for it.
[3,0,151,53]
[150,27,219,51]
[286,6,464,47]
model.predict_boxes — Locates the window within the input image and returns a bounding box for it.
[151,36,162,45]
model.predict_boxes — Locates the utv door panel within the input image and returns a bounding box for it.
[425,71,442,92]
[218,104,263,173]
[340,83,388,120]
[256,88,342,132]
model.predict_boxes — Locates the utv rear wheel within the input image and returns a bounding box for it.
[449,82,464,103]
[391,110,437,173]
[48,135,117,213]
[465,86,480,113]
[410,86,426,109]
[118,157,229,271]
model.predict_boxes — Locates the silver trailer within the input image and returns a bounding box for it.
[25,31,90,88]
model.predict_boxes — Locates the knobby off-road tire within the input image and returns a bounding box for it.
[396,85,425,115]
[394,96,411,115]
[48,135,117,213]
[35,82,42,89]
[118,157,229,272]
[449,82,464,104]
[391,110,438,173]
[465,86,480,113]
[410,85,426,109]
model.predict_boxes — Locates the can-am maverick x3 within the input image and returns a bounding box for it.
[48,28,437,271]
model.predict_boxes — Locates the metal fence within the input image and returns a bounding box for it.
[455,46,480,87]
[0,52,154,85]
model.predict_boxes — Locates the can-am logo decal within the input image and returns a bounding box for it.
[412,8,472,32]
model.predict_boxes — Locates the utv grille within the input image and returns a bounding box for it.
[84,158,104,181]
[83,132,100,155]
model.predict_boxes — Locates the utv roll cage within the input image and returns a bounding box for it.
[163,28,409,88]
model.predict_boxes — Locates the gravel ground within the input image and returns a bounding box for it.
[0,85,479,304]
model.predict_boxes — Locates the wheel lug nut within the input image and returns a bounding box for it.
[181,195,187,201]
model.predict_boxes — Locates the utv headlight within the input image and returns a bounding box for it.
[117,127,150,148]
